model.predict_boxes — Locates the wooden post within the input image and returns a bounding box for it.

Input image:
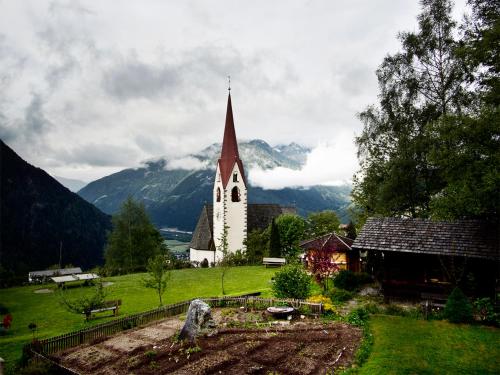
[0,357,4,375]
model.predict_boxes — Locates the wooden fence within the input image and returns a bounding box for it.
[24,296,322,373]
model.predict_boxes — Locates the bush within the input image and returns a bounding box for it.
[444,287,473,323]
[347,307,369,326]
[272,264,312,300]
[307,295,336,314]
[333,270,359,291]
[329,288,354,303]
[200,258,209,268]
[473,297,499,325]
[333,270,372,292]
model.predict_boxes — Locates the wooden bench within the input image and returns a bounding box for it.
[84,299,122,320]
[262,257,286,268]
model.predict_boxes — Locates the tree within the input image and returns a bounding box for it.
[345,221,357,240]
[105,197,167,274]
[353,0,467,219]
[244,228,270,264]
[305,248,339,292]
[275,214,306,259]
[58,282,107,317]
[143,255,171,306]
[217,225,230,295]
[427,0,500,219]
[268,219,282,258]
[306,210,341,238]
[272,263,312,299]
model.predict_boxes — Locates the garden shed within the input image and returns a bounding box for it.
[300,232,360,272]
[352,217,499,298]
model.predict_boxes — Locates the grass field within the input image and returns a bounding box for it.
[0,265,276,368]
[360,315,500,375]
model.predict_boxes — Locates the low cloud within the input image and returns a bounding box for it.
[248,133,357,190]
[165,156,210,171]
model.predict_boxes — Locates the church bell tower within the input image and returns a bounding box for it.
[213,90,247,261]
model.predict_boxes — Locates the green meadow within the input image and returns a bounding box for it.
[1,266,499,374]
[360,315,500,375]
[0,266,276,368]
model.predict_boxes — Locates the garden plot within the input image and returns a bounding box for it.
[55,308,362,374]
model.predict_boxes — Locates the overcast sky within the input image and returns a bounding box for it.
[0,0,467,186]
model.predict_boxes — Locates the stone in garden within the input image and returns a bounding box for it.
[179,299,215,342]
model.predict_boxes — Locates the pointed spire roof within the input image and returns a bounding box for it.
[218,93,246,188]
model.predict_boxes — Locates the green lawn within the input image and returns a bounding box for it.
[360,315,500,375]
[0,265,276,368]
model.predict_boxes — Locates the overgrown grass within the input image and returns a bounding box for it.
[359,315,500,375]
[0,266,276,369]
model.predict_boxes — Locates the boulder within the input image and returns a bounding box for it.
[179,299,215,342]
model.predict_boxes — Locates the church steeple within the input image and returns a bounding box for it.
[218,93,246,188]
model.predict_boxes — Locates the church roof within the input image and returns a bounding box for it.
[190,204,296,250]
[189,205,215,251]
[218,93,246,188]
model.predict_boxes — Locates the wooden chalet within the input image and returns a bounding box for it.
[300,232,360,272]
[352,217,499,298]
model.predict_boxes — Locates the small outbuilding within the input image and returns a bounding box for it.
[352,217,499,298]
[28,267,82,283]
[300,232,360,272]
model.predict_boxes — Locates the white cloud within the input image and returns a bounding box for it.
[165,156,210,171]
[0,0,468,181]
[248,132,357,189]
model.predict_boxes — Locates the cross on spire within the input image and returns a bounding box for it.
[228,75,231,91]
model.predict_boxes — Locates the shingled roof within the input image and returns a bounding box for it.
[352,217,499,260]
[190,204,296,250]
[300,232,353,252]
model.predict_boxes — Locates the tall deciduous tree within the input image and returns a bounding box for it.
[427,0,500,219]
[353,0,467,220]
[275,214,306,259]
[105,197,167,274]
[306,210,341,238]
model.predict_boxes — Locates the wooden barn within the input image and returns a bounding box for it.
[300,232,360,272]
[352,217,499,298]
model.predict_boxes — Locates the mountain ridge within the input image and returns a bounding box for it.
[0,140,111,283]
[78,140,351,231]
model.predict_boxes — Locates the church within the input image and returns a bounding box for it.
[189,90,294,265]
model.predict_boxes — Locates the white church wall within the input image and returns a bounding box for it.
[224,163,247,254]
[189,248,216,266]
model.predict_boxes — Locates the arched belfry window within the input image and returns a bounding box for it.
[216,187,221,202]
[231,186,240,202]
[233,172,238,182]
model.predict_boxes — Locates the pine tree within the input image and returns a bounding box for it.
[105,197,167,274]
[268,219,282,258]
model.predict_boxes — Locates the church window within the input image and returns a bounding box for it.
[216,187,221,202]
[233,172,238,182]
[231,186,240,202]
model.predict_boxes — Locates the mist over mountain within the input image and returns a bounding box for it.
[78,140,352,231]
[54,176,88,192]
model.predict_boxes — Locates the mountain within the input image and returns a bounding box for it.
[0,140,111,284]
[79,140,352,232]
[54,175,87,192]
